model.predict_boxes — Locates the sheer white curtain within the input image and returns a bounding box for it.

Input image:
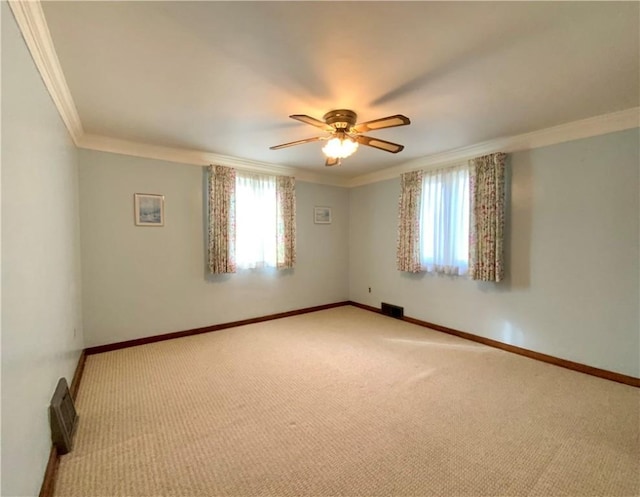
[235,172,277,269]
[420,164,470,275]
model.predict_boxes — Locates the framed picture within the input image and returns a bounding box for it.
[134,193,164,226]
[314,206,332,224]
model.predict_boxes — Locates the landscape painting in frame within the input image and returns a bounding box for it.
[314,206,331,224]
[134,193,164,226]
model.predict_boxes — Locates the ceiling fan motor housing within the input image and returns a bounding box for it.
[323,109,358,129]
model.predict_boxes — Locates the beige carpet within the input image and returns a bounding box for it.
[55,306,640,497]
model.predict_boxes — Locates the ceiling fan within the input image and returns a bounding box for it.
[269,109,411,167]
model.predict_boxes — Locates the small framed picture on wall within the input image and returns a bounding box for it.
[314,206,332,224]
[134,193,165,226]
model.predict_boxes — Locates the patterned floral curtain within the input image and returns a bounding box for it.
[469,153,507,282]
[207,165,236,274]
[397,170,424,272]
[276,176,296,269]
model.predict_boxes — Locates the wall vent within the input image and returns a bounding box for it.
[381,302,404,319]
[49,378,78,455]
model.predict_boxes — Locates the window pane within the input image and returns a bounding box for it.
[419,164,470,275]
[420,179,439,264]
[236,173,277,269]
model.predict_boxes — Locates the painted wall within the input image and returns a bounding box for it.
[349,129,639,378]
[78,149,350,347]
[1,5,84,496]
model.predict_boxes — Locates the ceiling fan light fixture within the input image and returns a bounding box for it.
[322,136,358,159]
[270,109,410,166]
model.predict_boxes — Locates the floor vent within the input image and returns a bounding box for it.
[381,302,404,319]
[50,378,78,455]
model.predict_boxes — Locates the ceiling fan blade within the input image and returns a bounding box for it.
[354,135,405,153]
[325,157,341,167]
[353,114,410,133]
[270,136,324,150]
[290,114,333,131]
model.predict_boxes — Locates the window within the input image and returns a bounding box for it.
[235,172,277,269]
[397,154,506,281]
[419,164,470,276]
[420,165,470,275]
[207,165,296,274]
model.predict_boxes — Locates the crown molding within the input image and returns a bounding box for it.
[78,106,639,189]
[347,107,640,188]
[77,134,351,187]
[8,0,83,145]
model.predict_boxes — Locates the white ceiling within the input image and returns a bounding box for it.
[42,1,639,178]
